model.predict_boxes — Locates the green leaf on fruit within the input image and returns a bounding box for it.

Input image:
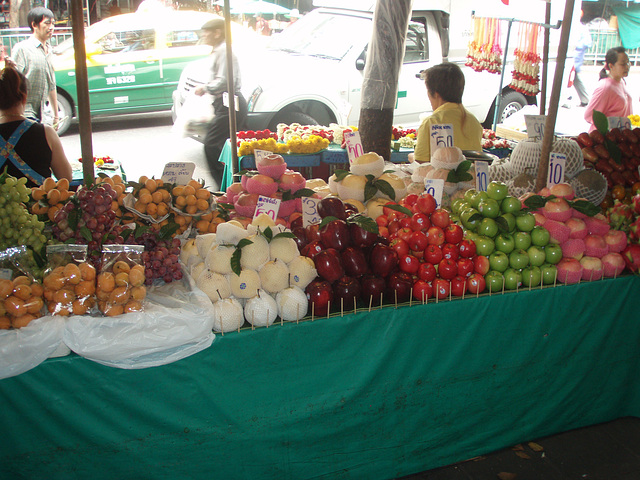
[262,226,273,242]
[383,169,396,174]
[495,216,509,233]
[364,183,378,203]
[119,228,134,242]
[570,199,600,217]
[333,169,350,182]
[159,221,180,240]
[522,194,548,211]
[230,249,242,276]
[134,224,151,239]
[292,188,315,199]
[67,208,80,231]
[374,179,395,201]
[347,213,379,234]
[604,138,622,164]
[384,204,413,217]
[80,226,92,242]
[236,238,253,249]
[273,231,297,240]
[447,160,473,183]
[593,110,609,136]
[318,215,339,228]
[469,213,484,223]
[241,170,260,178]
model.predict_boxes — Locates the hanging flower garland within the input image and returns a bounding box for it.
[466,17,502,74]
[509,22,542,96]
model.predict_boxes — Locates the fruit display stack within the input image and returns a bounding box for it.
[604,192,640,272]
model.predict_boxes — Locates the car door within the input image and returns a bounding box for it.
[86,27,164,113]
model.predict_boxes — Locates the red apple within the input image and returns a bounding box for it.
[332,276,361,311]
[370,244,398,277]
[457,257,474,277]
[415,193,437,215]
[430,208,450,228]
[390,238,410,257]
[386,271,413,302]
[444,224,464,244]
[359,274,386,306]
[438,258,458,280]
[403,193,419,207]
[417,262,437,282]
[341,247,370,277]
[317,196,347,220]
[473,255,490,275]
[426,226,445,246]
[412,279,433,302]
[458,239,477,258]
[396,227,414,243]
[433,278,451,299]
[306,279,334,316]
[442,243,460,261]
[407,230,429,252]
[301,240,325,258]
[399,217,412,229]
[305,223,322,243]
[350,222,380,248]
[450,275,467,297]
[424,244,443,264]
[320,219,351,251]
[314,248,344,282]
[410,213,430,232]
[398,254,420,274]
[466,273,486,294]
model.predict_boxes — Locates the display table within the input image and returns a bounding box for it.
[2,276,640,479]
[70,160,127,187]
[219,140,413,190]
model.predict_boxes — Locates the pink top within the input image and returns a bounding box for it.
[584,77,633,132]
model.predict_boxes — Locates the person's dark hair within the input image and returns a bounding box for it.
[0,67,29,110]
[27,7,55,32]
[424,62,465,104]
[201,18,225,33]
[600,46,626,80]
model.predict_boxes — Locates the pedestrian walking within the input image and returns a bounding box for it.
[572,13,593,107]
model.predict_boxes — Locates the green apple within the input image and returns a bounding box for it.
[469,190,489,209]
[460,208,481,232]
[495,233,515,254]
[531,225,551,246]
[485,270,505,292]
[513,231,532,250]
[478,198,500,219]
[521,266,542,287]
[501,196,522,214]
[527,245,547,267]
[464,188,478,204]
[499,212,517,233]
[489,251,510,272]
[452,199,471,215]
[474,235,495,256]
[540,263,559,284]
[509,248,530,269]
[503,268,523,290]
[486,181,508,201]
[477,217,499,238]
[544,243,563,265]
[515,212,535,232]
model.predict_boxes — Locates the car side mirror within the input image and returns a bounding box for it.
[355,58,365,71]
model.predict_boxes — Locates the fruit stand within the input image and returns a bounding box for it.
[1,275,639,479]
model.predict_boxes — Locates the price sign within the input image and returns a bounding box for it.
[547,152,566,188]
[430,124,454,155]
[524,115,547,139]
[254,149,271,164]
[608,116,632,130]
[254,195,281,222]
[475,160,489,192]
[344,131,364,163]
[161,162,196,185]
[424,179,444,208]
[302,197,322,227]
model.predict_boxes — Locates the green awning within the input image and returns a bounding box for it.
[612,4,640,49]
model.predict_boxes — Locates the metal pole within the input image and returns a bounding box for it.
[492,18,513,132]
[540,1,551,114]
[71,0,94,185]
[535,0,575,193]
[223,0,239,180]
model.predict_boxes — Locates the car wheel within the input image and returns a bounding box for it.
[497,91,527,124]
[55,95,73,136]
[268,111,319,131]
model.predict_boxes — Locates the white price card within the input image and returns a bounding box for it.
[254,149,272,163]
[424,179,444,208]
[254,195,281,222]
[475,160,489,192]
[302,197,322,227]
[525,115,546,139]
[161,162,196,185]
[547,152,566,188]
[344,131,364,163]
[608,116,632,130]
[430,124,454,155]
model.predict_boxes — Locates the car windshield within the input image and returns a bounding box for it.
[267,11,371,60]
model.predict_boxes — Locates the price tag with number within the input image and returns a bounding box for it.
[424,179,444,208]
[344,131,364,163]
[161,162,196,185]
[0,268,12,280]
[547,152,566,188]
[254,195,281,222]
[608,116,632,130]
[524,115,546,139]
[475,160,489,192]
[430,124,454,155]
[302,197,322,227]
[254,149,271,164]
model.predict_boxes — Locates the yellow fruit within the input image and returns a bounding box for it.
[104,304,124,317]
[139,193,152,205]
[43,272,65,290]
[56,178,70,190]
[157,203,169,216]
[53,288,75,305]
[130,285,146,301]
[146,202,158,217]
[5,296,26,317]
[63,263,82,284]
[0,279,13,299]
[196,198,210,211]
[151,190,164,204]
[186,194,197,206]
[97,272,116,292]
[46,188,61,205]
[185,205,198,215]
[183,185,196,196]
[75,280,96,297]
[129,265,146,287]
[31,187,46,201]
[124,300,143,313]
[0,316,10,329]
[144,178,157,193]
[12,284,32,301]
[115,272,130,287]
[172,185,185,196]
[25,297,44,315]
[79,262,96,281]
[112,260,131,275]
[42,177,57,192]
[12,313,36,328]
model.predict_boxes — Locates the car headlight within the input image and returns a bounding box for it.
[247,86,262,112]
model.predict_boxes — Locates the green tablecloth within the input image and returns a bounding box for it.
[2,276,640,479]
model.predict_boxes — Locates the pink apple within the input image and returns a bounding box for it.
[533,212,547,226]
[603,229,628,253]
[234,193,260,217]
[580,256,603,281]
[585,215,610,236]
[278,170,306,194]
[537,187,552,197]
[566,217,588,239]
[561,238,586,260]
[225,182,245,204]
[544,219,571,244]
[556,258,582,284]
[542,197,572,222]
[256,154,287,179]
[601,252,626,277]
[245,174,278,197]
[584,234,608,258]
[473,255,490,275]
[549,183,575,200]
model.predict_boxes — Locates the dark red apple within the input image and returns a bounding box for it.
[292,227,308,250]
[301,240,325,258]
[349,222,379,248]
[305,279,334,316]
[317,197,347,220]
[359,274,386,306]
[306,224,322,243]
[314,248,344,282]
[386,271,413,302]
[341,246,369,277]
[320,219,351,251]
[370,244,398,277]
[412,279,433,302]
[332,275,361,311]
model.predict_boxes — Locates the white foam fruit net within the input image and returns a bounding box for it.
[569,169,608,206]
[488,158,515,184]
[551,138,583,178]
[510,138,542,176]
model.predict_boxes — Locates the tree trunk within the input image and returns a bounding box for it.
[9,0,28,28]
[358,0,412,161]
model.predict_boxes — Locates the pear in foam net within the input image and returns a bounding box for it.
[350,152,385,177]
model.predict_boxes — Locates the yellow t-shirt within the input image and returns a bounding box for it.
[413,102,483,163]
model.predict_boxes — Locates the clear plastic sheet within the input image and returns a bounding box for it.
[0,316,66,379]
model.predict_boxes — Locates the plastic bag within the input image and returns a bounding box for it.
[97,245,146,316]
[63,268,215,369]
[172,92,213,138]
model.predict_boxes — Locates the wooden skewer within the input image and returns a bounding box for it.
[326,301,330,319]
[340,297,344,317]
[368,295,372,312]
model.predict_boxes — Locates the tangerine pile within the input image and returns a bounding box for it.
[96,260,146,316]
[172,179,212,216]
[132,176,172,221]
[0,276,45,329]
[43,262,97,316]
[30,177,73,222]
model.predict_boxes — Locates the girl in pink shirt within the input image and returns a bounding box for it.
[584,46,632,132]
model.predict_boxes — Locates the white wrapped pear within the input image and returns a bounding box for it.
[337,174,367,204]
[205,244,235,275]
[251,213,276,230]
[411,163,434,183]
[195,269,231,303]
[276,286,309,321]
[179,238,199,265]
[350,152,385,177]
[240,234,270,270]
[288,256,318,289]
[244,289,278,327]
[215,221,249,245]
[212,298,245,332]
[259,259,290,294]
[406,182,426,196]
[365,197,391,220]
[305,178,328,190]
[269,236,299,264]
[195,233,217,259]
[426,167,458,195]
[431,146,465,170]
[328,174,339,194]
[374,173,407,201]
[314,186,333,198]
[190,261,206,280]
[229,269,262,298]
